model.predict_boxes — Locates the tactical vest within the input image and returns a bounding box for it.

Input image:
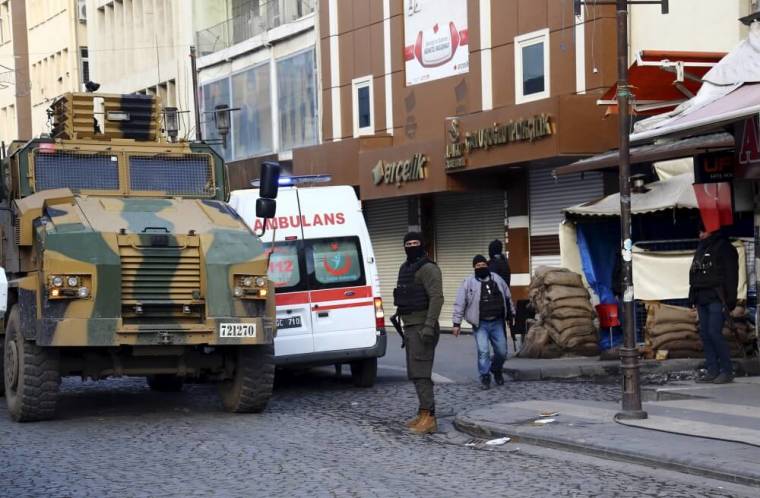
[394,258,432,314]
[479,278,504,320]
[689,237,726,290]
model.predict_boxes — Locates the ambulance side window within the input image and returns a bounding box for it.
[263,241,306,292]
[305,237,366,289]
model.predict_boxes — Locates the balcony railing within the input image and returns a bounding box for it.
[196,0,315,57]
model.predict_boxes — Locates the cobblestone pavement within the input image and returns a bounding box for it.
[0,372,755,497]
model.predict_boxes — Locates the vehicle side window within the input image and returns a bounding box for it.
[264,241,306,292]
[305,237,366,289]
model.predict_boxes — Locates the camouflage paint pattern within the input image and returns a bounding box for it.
[1,93,274,351]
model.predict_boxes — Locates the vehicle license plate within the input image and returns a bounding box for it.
[219,323,256,338]
[276,316,302,329]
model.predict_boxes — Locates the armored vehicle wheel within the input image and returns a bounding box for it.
[4,306,60,422]
[350,357,377,388]
[218,345,274,413]
[146,375,184,392]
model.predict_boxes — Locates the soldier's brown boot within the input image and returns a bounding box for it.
[409,409,437,434]
[405,410,422,428]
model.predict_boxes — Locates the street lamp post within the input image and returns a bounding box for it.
[575,0,669,419]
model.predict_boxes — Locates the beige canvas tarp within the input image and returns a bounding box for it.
[632,241,747,301]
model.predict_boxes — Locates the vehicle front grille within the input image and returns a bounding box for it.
[120,245,202,304]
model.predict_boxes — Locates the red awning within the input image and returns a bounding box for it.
[600,50,726,115]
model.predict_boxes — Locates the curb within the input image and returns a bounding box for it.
[453,414,760,488]
[503,358,760,382]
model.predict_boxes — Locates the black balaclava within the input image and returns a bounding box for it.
[488,239,503,259]
[473,254,489,279]
[404,231,426,262]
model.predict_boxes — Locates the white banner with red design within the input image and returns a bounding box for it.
[404,0,469,86]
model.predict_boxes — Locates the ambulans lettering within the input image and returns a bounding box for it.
[253,212,347,231]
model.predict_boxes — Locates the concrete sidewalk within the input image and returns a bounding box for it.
[503,355,760,381]
[455,377,760,487]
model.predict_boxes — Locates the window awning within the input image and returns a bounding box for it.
[599,50,725,115]
[554,132,734,176]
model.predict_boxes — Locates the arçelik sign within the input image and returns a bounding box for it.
[445,114,553,170]
[371,153,428,187]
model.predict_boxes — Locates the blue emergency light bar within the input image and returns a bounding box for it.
[251,175,332,187]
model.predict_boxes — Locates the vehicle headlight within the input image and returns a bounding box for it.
[67,276,79,287]
[77,287,90,298]
[233,286,244,298]
[255,277,266,287]
[51,276,64,288]
[242,276,254,287]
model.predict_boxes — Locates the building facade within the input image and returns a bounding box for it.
[85,0,196,139]
[295,0,623,326]
[194,0,317,186]
[0,0,88,142]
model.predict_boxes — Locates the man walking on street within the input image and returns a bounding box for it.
[394,232,444,434]
[689,222,738,384]
[487,239,511,287]
[452,255,515,390]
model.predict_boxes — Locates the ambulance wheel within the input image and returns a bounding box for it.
[146,375,184,392]
[0,337,5,397]
[350,357,377,388]
[218,345,274,413]
[4,306,60,422]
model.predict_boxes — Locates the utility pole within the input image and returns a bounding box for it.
[575,0,668,419]
[10,0,32,140]
[190,46,202,141]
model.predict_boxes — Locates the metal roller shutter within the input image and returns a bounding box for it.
[434,191,506,329]
[529,165,603,273]
[364,197,409,316]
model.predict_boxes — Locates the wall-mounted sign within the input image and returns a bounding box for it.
[694,150,735,184]
[404,0,469,86]
[372,153,428,187]
[445,115,553,171]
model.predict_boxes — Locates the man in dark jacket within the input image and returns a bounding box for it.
[688,223,739,384]
[394,232,444,434]
[488,239,511,287]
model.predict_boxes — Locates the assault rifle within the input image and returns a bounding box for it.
[390,313,406,349]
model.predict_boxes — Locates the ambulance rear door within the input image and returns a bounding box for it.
[297,186,377,353]
[230,188,315,357]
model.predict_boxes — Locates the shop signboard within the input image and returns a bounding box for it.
[736,115,760,179]
[445,114,553,171]
[404,0,469,86]
[693,150,735,183]
[371,153,428,187]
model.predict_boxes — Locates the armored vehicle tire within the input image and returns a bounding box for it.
[350,357,377,388]
[146,375,184,392]
[218,345,274,413]
[4,307,60,422]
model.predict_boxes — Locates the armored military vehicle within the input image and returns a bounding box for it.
[0,93,280,422]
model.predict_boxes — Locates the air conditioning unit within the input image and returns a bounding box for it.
[77,0,87,23]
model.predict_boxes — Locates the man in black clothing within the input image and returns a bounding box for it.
[688,223,739,384]
[488,240,511,287]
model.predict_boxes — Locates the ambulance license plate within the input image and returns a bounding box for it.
[219,323,256,338]
[276,316,302,329]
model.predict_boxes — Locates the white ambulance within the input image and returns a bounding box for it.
[229,179,387,387]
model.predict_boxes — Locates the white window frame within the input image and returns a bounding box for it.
[514,28,551,105]
[352,75,374,137]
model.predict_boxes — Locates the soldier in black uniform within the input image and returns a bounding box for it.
[393,232,444,434]
[689,223,738,384]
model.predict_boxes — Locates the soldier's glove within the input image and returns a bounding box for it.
[420,325,435,339]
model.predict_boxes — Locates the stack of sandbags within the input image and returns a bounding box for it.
[518,318,563,359]
[723,304,757,358]
[644,302,702,359]
[519,267,599,357]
